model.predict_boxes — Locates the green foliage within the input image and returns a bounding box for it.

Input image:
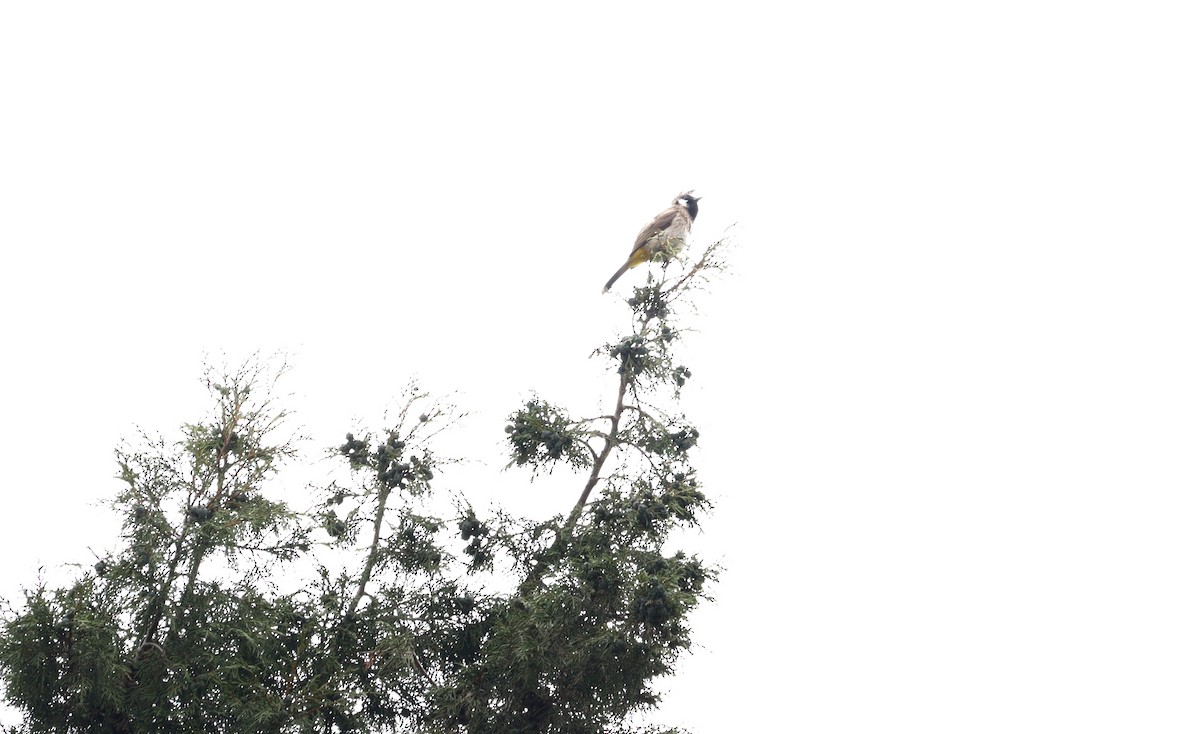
[505,399,590,473]
[0,239,728,733]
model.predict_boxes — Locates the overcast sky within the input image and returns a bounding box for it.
[2,2,1198,732]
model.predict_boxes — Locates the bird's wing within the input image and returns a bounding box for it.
[630,208,679,254]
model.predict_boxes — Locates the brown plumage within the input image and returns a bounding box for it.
[603,192,701,293]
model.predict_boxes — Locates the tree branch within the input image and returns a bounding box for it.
[349,485,392,616]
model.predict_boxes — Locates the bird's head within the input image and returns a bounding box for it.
[676,191,701,220]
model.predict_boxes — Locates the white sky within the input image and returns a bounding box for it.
[2,2,1198,731]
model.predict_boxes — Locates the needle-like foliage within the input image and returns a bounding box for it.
[0,239,728,733]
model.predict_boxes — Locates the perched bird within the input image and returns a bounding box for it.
[603,191,701,293]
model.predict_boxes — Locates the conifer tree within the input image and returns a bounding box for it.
[0,240,727,733]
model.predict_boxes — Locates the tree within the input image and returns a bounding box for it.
[0,240,728,734]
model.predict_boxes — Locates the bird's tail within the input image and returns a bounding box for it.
[602,260,632,293]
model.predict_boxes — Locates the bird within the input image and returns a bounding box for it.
[602,191,701,293]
